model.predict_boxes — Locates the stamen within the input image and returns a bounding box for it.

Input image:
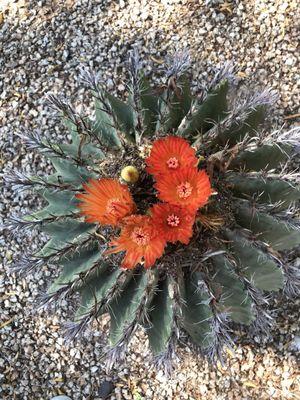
[131,227,150,246]
[166,157,179,169]
[177,182,193,199]
[167,214,180,227]
[106,198,121,214]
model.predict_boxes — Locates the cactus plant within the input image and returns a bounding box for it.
[8,51,300,369]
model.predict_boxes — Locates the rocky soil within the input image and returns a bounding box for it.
[0,0,299,399]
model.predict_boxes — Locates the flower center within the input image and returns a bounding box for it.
[166,157,179,169]
[106,198,121,215]
[131,227,150,246]
[177,182,193,199]
[167,214,180,227]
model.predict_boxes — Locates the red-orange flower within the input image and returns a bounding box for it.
[155,167,212,210]
[146,136,198,176]
[105,215,166,269]
[150,203,196,244]
[76,178,136,226]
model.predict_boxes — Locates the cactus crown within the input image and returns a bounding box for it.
[8,51,300,369]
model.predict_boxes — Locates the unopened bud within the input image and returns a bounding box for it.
[121,166,139,183]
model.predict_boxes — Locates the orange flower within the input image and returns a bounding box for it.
[146,136,198,176]
[76,178,136,226]
[151,203,195,244]
[155,167,212,211]
[105,215,166,269]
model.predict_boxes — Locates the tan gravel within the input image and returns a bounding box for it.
[0,0,299,399]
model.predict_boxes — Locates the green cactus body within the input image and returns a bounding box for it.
[10,54,300,367]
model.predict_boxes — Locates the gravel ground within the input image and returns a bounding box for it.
[1,0,299,399]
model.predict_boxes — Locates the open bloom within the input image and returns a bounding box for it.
[146,136,198,176]
[151,203,196,244]
[105,215,166,269]
[76,178,136,226]
[155,167,212,210]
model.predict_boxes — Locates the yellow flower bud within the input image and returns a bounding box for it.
[121,166,139,183]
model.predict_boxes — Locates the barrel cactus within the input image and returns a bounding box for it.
[8,51,300,369]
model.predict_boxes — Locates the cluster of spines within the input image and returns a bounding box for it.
[4,51,300,370]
